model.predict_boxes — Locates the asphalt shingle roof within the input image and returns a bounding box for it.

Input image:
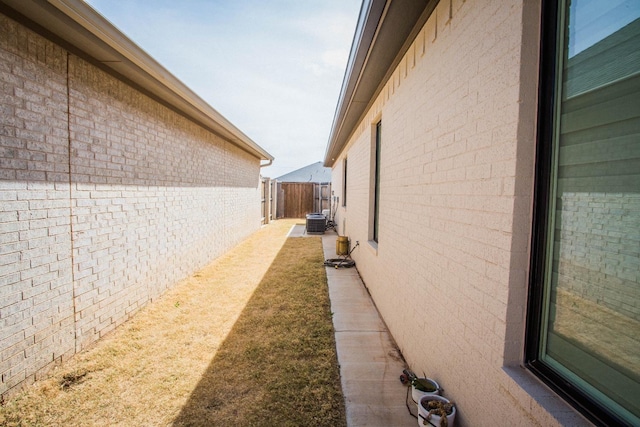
[276,162,332,183]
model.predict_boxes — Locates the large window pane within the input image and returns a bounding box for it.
[540,0,640,424]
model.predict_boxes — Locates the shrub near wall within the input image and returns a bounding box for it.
[0,13,262,398]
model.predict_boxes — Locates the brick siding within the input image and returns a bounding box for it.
[557,193,640,321]
[1,13,261,398]
[332,1,587,425]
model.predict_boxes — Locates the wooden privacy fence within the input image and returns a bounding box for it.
[276,182,331,219]
[260,177,277,225]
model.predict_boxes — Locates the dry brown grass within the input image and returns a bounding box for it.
[0,219,346,427]
[554,289,640,376]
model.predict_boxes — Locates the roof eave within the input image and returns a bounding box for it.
[324,0,435,168]
[0,0,273,162]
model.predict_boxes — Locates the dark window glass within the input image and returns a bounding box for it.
[373,121,381,243]
[528,1,640,425]
[343,158,348,207]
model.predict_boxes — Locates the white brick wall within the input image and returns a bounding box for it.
[332,1,587,425]
[0,16,76,394]
[1,13,262,398]
[557,192,640,320]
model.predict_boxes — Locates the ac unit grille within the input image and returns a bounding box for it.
[306,214,325,234]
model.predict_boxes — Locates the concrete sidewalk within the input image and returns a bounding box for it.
[290,225,416,426]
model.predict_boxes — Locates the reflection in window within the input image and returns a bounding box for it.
[536,0,640,424]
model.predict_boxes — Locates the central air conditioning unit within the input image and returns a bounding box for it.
[306,213,326,234]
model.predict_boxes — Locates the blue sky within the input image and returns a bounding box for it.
[568,0,640,57]
[84,0,361,178]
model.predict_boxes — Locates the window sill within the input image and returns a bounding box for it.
[367,240,378,255]
[501,366,591,426]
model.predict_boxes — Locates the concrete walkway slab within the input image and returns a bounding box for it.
[320,232,416,427]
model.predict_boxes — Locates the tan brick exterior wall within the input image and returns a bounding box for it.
[332,1,588,425]
[1,13,261,397]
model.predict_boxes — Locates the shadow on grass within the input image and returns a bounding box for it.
[172,236,346,427]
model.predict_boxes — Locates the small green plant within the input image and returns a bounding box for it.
[413,377,438,393]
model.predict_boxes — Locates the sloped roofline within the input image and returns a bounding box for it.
[324,0,435,167]
[0,0,274,162]
[276,161,332,183]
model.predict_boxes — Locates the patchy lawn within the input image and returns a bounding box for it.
[0,219,346,427]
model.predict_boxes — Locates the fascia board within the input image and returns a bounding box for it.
[324,0,434,167]
[0,0,273,162]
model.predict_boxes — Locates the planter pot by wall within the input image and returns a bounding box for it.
[418,394,456,427]
[411,377,441,403]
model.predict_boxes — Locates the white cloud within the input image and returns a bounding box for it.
[323,49,350,69]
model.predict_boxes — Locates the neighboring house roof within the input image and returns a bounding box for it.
[276,162,332,183]
[324,0,434,167]
[565,18,640,98]
[0,0,273,163]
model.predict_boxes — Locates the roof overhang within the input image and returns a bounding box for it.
[324,0,436,167]
[0,0,274,162]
